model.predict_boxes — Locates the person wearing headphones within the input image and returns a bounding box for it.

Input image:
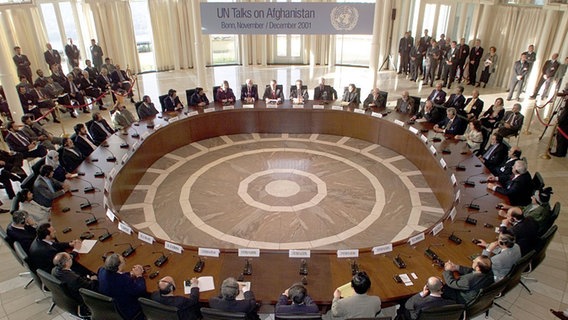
[209,277,258,319]
[151,276,201,320]
[275,283,319,314]
[398,276,454,320]
[52,252,98,313]
[474,230,522,280]
[6,210,37,252]
[442,256,494,304]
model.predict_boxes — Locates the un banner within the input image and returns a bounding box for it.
[200,2,375,35]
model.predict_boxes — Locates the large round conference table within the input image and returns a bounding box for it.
[52,99,507,307]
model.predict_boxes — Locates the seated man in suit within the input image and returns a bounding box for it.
[110,64,134,102]
[209,277,258,319]
[443,85,466,113]
[479,133,508,172]
[0,149,27,200]
[427,82,447,105]
[5,121,48,159]
[189,87,209,107]
[324,271,381,319]
[31,83,60,122]
[395,90,415,114]
[487,160,533,206]
[73,123,98,156]
[433,107,466,135]
[488,146,522,177]
[499,207,539,256]
[442,255,494,305]
[240,79,259,103]
[151,276,201,320]
[463,89,484,119]
[29,223,81,273]
[110,102,136,131]
[364,88,387,109]
[33,165,70,207]
[51,252,98,313]
[275,283,319,314]
[20,115,62,151]
[313,77,336,101]
[89,112,115,145]
[6,210,37,253]
[215,80,236,103]
[289,79,309,104]
[497,103,524,137]
[137,95,159,119]
[60,138,84,173]
[263,80,284,103]
[411,100,443,124]
[398,276,454,320]
[475,230,522,280]
[18,85,44,121]
[164,89,184,111]
[341,84,359,106]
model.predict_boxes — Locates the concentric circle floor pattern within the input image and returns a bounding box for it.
[120,133,444,250]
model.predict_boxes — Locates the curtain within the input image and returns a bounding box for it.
[87,0,141,73]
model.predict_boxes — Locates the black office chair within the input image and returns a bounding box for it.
[532,171,545,192]
[0,226,34,288]
[186,89,196,106]
[13,241,50,302]
[343,86,362,104]
[521,224,558,293]
[275,314,322,319]
[200,307,246,319]
[37,269,90,317]
[138,297,181,320]
[416,304,465,320]
[290,85,308,98]
[379,90,389,107]
[240,84,258,99]
[464,277,509,319]
[265,84,284,98]
[79,288,125,320]
[158,94,168,113]
[212,86,221,102]
[134,101,144,119]
[492,250,535,315]
[546,202,561,231]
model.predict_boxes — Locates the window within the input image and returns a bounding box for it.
[208,0,239,65]
[335,0,373,66]
[436,5,450,38]
[130,0,156,72]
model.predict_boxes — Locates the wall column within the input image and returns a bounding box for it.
[190,0,206,86]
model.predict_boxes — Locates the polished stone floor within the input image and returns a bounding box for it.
[0,65,566,320]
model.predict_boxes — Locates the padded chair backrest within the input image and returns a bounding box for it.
[343,86,362,104]
[275,314,322,320]
[530,224,558,272]
[0,226,22,265]
[20,171,36,192]
[134,101,144,118]
[548,202,561,228]
[31,157,46,176]
[158,94,168,112]
[212,86,221,102]
[37,269,81,316]
[79,288,124,320]
[532,172,544,191]
[411,96,421,109]
[139,297,181,320]
[13,241,43,289]
[200,307,246,319]
[379,90,388,102]
[290,85,308,92]
[241,84,258,97]
[186,89,196,105]
[417,304,465,320]
[465,277,508,318]
[500,250,535,296]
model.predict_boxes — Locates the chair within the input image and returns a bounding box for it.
[522,224,558,292]
[79,288,125,320]
[20,171,36,192]
[493,250,536,315]
[290,85,308,98]
[158,94,168,113]
[379,90,389,106]
[13,241,50,302]
[0,226,34,288]
[464,277,509,319]
[532,171,544,191]
[416,304,465,320]
[200,307,246,319]
[240,84,258,99]
[37,269,89,317]
[138,297,181,320]
[134,101,144,119]
[275,314,322,319]
[212,86,221,102]
[343,86,362,104]
[265,84,284,98]
[546,202,561,230]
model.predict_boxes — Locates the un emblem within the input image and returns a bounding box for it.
[330,5,359,31]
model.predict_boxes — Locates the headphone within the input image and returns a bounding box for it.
[498,233,515,248]
[158,280,176,295]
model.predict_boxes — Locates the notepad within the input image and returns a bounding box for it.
[336,282,355,298]
[236,281,251,300]
[184,276,215,294]
[74,239,97,254]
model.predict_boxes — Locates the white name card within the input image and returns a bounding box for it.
[198,247,220,257]
[337,249,359,258]
[432,222,444,236]
[439,158,447,169]
[292,104,304,109]
[154,123,163,130]
[449,207,458,221]
[187,111,199,116]
[409,232,425,246]
[238,248,260,257]
[332,105,343,111]
[166,241,184,254]
[451,174,457,185]
[109,168,117,180]
[455,190,461,202]
[421,135,428,143]
[266,104,278,109]
[132,141,140,151]
[430,145,437,155]
[289,249,311,258]
[106,209,115,222]
[242,104,254,109]
[204,107,216,113]
[409,126,419,134]
[394,119,405,127]
[138,232,155,244]
[104,180,110,194]
[353,108,365,114]
[121,153,129,165]
[372,243,393,255]
[371,112,382,118]
[312,105,324,109]
[169,116,179,122]
[141,132,150,140]
[222,105,234,110]
[118,221,132,235]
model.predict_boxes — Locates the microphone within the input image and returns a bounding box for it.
[88,160,105,177]
[103,146,117,162]
[153,251,170,267]
[73,194,92,209]
[393,254,406,269]
[447,231,470,244]
[114,242,140,257]
[465,215,478,225]
[243,259,252,276]
[468,193,489,210]
[194,256,205,273]
[299,259,308,276]
[76,210,98,225]
[90,227,113,241]
[454,154,474,171]
[463,172,485,187]
[76,176,97,193]
[350,259,359,275]
[146,120,155,129]
[130,125,140,138]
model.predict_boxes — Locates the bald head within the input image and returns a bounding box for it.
[158,276,176,295]
[426,277,443,294]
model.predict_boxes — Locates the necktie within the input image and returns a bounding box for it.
[97,122,111,136]
[272,90,276,99]
[465,99,475,113]
[247,87,252,97]
[14,132,30,146]
[509,114,516,125]
[484,144,498,160]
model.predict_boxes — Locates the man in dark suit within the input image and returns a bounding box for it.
[60,138,84,173]
[468,39,484,85]
[209,277,258,318]
[31,83,60,122]
[411,100,443,124]
[456,38,470,84]
[29,223,80,272]
[433,107,466,135]
[73,123,99,156]
[263,80,284,102]
[64,73,89,114]
[364,88,387,109]
[463,89,484,119]
[442,41,458,89]
[151,276,201,320]
[6,211,37,253]
[110,64,134,102]
[497,103,524,137]
[137,95,159,119]
[489,146,522,177]
[90,39,104,71]
[13,46,33,82]
[442,255,494,305]
[5,121,47,159]
[341,84,360,105]
[479,133,509,172]
[17,85,44,121]
[488,160,533,206]
[398,31,413,75]
[313,77,336,101]
[418,29,432,78]
[44,43,62,69]
[443,86,466,113]
[399,277,455,320]
[89,112,115,145]
[189,88,208,108]
[33,165,70,207]
[84,60,100,81]
[507,53,530,101]
[427,82,447,105]
[289,80,309,103]
[275,284,319,314]
[499,208,539,256]
[531,53,560,99]
[51,252,98,314]
[240,79,259,103]
[0,149,26,199]
[64,38,81,68]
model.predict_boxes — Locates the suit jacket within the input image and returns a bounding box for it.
[442,266,494,305]
[523,203,551,235]
[495,172,533,206]
[84,66,99,80]
[6,131,33,154]
[96,74,113,91]
[51,72,68,87]
[209,291,257,316]
[89,119,115,145]
[404,293,454,320]
[469,47,484,64]
[444,48,458,68]
[428,89,446,105]
[74,134,97,157]
[61,147,84,172]
[365,94,387,109]
[457,44,470,63]
[416,105,443,124]
[395,98,415,114]
[137,102,159,119]
[500,111,524,133]
[33,175,65,207]
[189,93,209,107]
[483,244,521,281]
[463,97,484,119]
[263,86,284,101]
[512,60,529,79]
[342,90,359,104]
[44,49,61,67]
[482,142,508,171]
[501,216,539,256]
[216,88,236,102]
[275,294,319,314]
[13,54,32,74]
[90,45,104,67]
[398,36,413,54]
[151,288,200,320]
[289,87,309,101]
[29,238,71,272]
[6,223,37,253]
[491,157,518,178]
[437,116,466,135]
[541,59,560,78]
[110,69,130,84]
[65,44,80,61]
[313,85,335,100]
[330,293,381,319]
[98,267,147,320]
[240,85,259,101]
[444,94,466,112]
[52,266,98,304]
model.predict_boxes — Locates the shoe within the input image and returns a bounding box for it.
[130,98,136,103]
[506,98,512,101]
[99,106,108,111]
[397,72,402,74]
[483,84,486,88]
[70,112,77,118]
[53,119,61,123]
[475,83,480,87]
[83,109,91,114]
[529,95,536,100]
[551,309,568,320]
[0,208,9,214]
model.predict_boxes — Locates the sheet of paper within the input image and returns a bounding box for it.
[336,282,355,298]
[74,239,97,254]
[185,276,215,294]
[236,281,251,300]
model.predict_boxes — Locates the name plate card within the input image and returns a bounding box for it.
[154,123,163,130]
[238,248,260,257]
[132,141,141,151]
[166,241,184,254]
[289,249,311,258]
[266,104,278,108]
[109,168,117,180]
[222,105,234,110]
[169,116,179,122]
[372,243,393,255]
[337,249,359,258]
[371,112,382,118]
[430,145,437,155]
[449,207,458,221]
[408,232,425,246]
[332,105,343,111]
[187,110,199,116]
[204,107,216,113]
[409,126,419,134]
[394,119,405,127]
[312,104,324,109]
[451,174,457,186]
[292,104,304,109]
[198,247,220,257]
[421,135,428,143]
[455,190,461,202]
[140,132,150,140]
[242,104,254,109]
[118,221,132,235]
[439,158,447,169]
[353,108,365,114]
[106,209,116,222]
[138,232,155,244]
[432,222,444,236]
[121,153,129,165]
